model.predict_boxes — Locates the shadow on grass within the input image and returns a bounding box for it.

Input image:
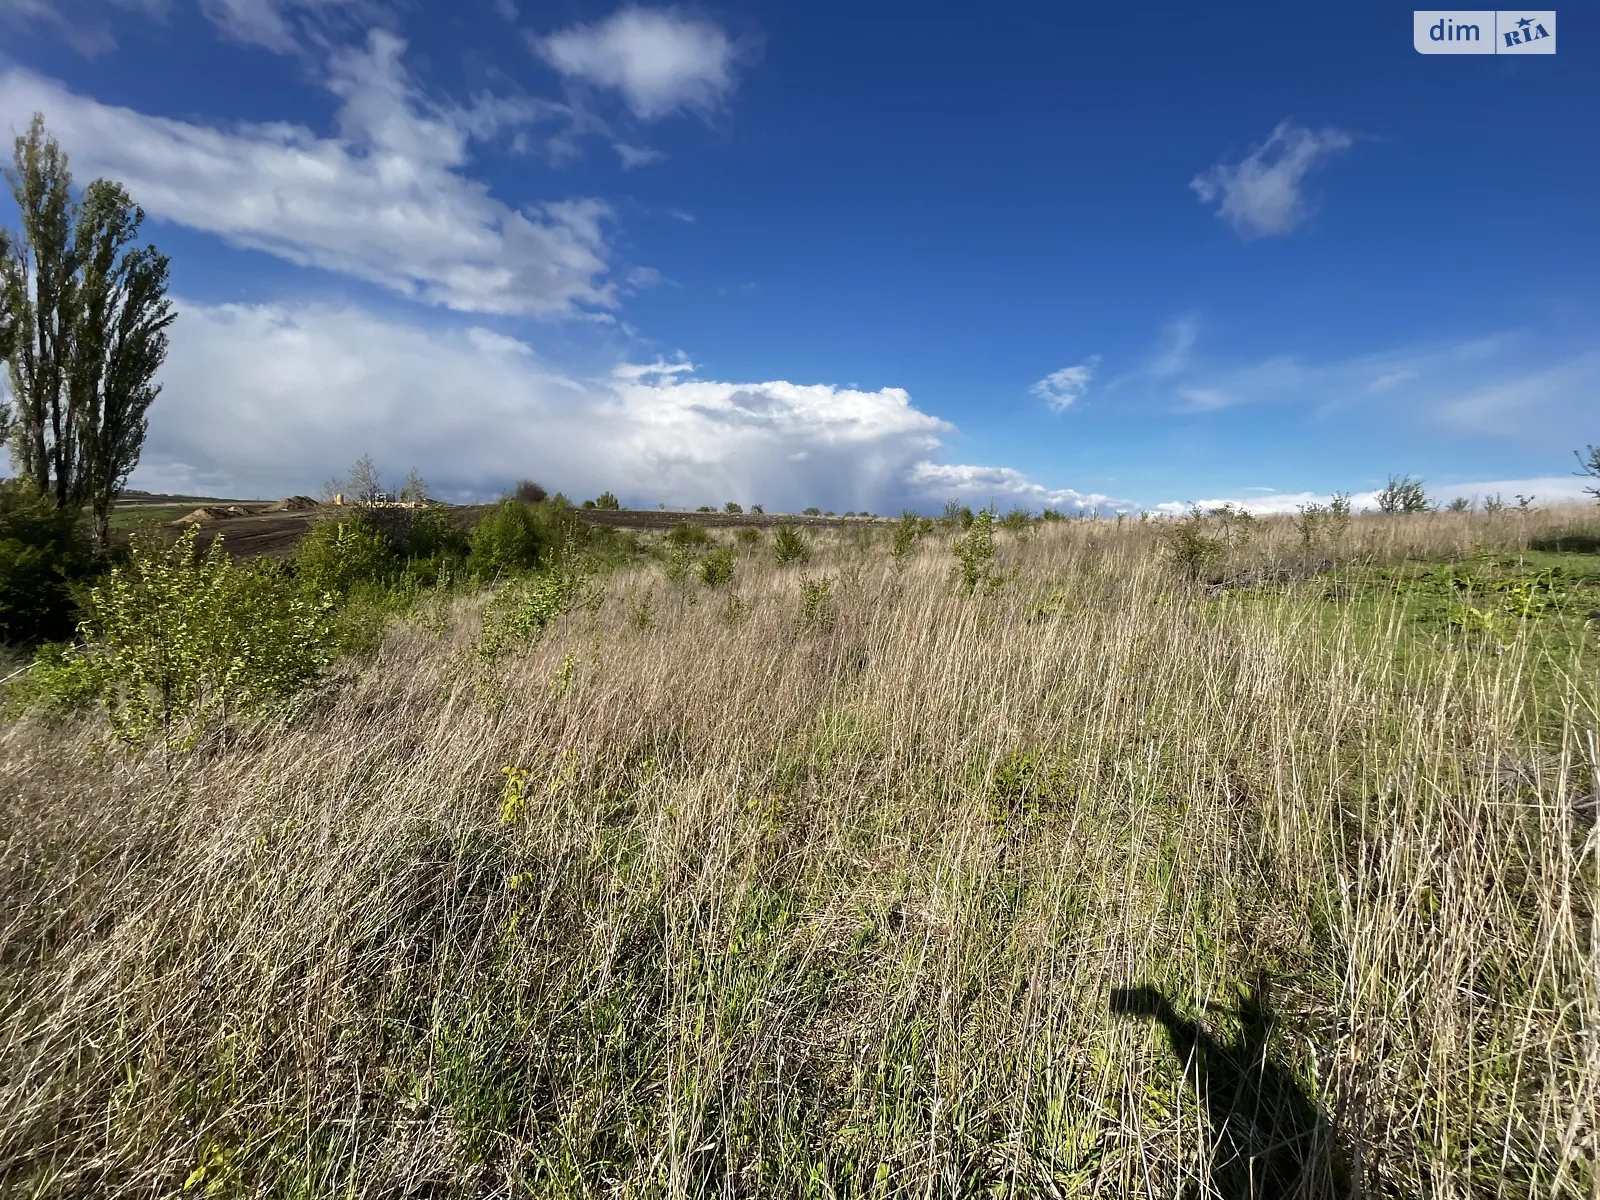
[1111,977,1353,1199]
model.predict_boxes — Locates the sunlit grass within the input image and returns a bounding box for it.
[1,506,1596,1197]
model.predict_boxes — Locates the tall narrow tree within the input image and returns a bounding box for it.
[70,179,174,546]
[0,114,173,547]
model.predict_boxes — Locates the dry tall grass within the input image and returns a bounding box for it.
[2,508,1597,1198]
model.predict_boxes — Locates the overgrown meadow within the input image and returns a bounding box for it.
[1,501,1598,1198]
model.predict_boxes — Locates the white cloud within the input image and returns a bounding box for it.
[0,35,621,317]
[1030,356,1099,412]
[198,0,370,53]
[133,299,987,513]
[1153,476,1596,516]
[1148,315,1198,377]
[906,463,1128,515]
[1436,352,1600,443]
[535,7,739,119]
[1191,119,1355,240]
[614,142,666,168]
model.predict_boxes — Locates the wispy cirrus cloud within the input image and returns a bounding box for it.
[1191,119,1356,239]
[1031,356,1100,412]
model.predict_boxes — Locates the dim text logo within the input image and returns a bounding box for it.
[1414,10,1556,53]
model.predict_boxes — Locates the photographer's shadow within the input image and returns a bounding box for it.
[1110,977,1353,1199]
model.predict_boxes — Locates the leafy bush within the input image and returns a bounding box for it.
[952,508,1004,593]
[511,479,548,505]
[942,500,974,528]
[68,529,335,746]
[0,480,96,645]
[666,522,710,549]
[802,507,821,517]
[477,563,598,659]
[593,491,621,510]
[1377,475,1429,515]
[403,504,470,561]
[696,506,713,513]
[699,547,735,587]
[798,574,835,628]
[890,511,927,559]
[1159,512,1224,579]
[724,501,743,514]
[296,516,397,598]
[1041,507,1066,522]
[468,501,542,580]
[734,527,762,549]
[750,504,765,515]
[1000,507,1032,533]
[773,525,811,565]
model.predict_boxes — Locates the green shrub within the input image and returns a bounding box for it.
[798,574,835,628]
[802,507,821,517]
[666,522,710,549]
[891,511,926,559]
[952,508,1003,593]
[773,525,811,565]
[477,564,598,659]
[510,479,548,504]
[1000,506,1032,533]
[735,527,761,548]
[724,501,743,514]
[296,516,397,598]
[74,528,336,747]
[593,491,621,510]
[699,547,735,587]
[696,505,713,513]
[468,502,542,580]
[403,505,469,561]
[5,640,101,715]
[1376,475,1429,515]
[1159,512,1224,579]
[0,481,96,645]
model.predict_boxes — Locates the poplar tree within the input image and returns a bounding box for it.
[0,114,175,547]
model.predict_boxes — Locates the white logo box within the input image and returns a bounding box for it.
[1414,10,1555,53]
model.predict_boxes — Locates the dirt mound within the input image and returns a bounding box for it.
[173,506,240,525]
[262,495,318,512]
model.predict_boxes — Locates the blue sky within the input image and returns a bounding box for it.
[0,0,1595,512]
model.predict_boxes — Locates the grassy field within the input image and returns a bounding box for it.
[1,507,1597,1197]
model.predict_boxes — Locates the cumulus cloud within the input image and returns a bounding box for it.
[906,464,1128,515]
[1030,356,1099,412]
[1191,119,1355,240]
[1153,476,1596,516]
[0,35,620,317]
[131,299,989,512]
[535,7,739,119]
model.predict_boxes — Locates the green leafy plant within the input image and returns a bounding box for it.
[699,546,735,587]
[593,491,621,510]
[1159,511,1224,580]
[666,522,710,549]
[952,508,1005,593]
[295,516,397,598]
[80,528,336,749]
[802,507,821,517]
[773,525,811,565]
[468,501,542,581]
[890,511,925,560]
[476,563,598,659]
[724,501,743,514]
[798,574,835,628]
[1376,475,1429,515]
[0,479,97,645]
